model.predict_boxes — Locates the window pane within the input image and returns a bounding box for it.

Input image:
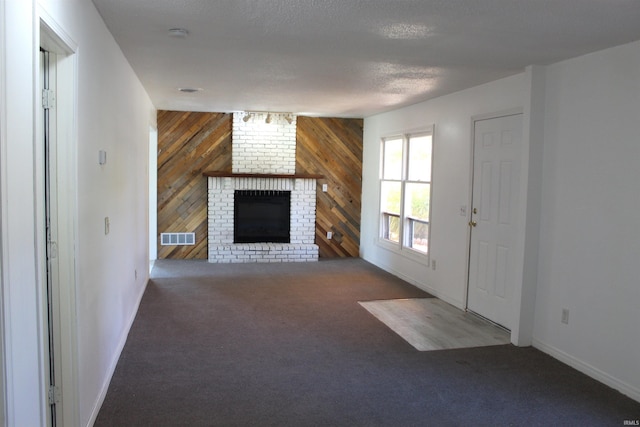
[405,182,429,253]
[383,138,403,180]
[380,181,401,215]
[405,183,430,221]
[408,219,429,253]
[381,181,401,243]
[407,134,432,182]
[382,213,400,243]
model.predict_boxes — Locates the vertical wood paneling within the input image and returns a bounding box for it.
[296,117,363,257]
[157,111,231,259]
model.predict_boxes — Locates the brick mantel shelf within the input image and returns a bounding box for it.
[203,171,324,180]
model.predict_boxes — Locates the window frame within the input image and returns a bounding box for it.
[378,126,434,263]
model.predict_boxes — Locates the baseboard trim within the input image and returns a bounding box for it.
[85,278,149,427]
[532,338,640,403]
[372,262,465,310]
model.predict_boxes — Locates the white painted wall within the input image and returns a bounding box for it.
[361,74,526,309]
[1,1,45,425]
[2,1,156,426]
[533,40,640,400]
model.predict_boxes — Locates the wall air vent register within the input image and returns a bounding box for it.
[161,232,195,246]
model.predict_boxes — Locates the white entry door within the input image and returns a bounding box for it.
[467,113,523,329]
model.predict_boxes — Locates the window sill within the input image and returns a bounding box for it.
[375,238,430,266]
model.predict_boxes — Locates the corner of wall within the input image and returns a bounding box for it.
[510,65,546,346]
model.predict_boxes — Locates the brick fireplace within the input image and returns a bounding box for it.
[206,113,320,263]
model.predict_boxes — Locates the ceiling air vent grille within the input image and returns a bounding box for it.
[161,232,195,246]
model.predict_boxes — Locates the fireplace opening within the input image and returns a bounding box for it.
[234,190,291,243]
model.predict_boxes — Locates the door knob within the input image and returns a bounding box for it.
[469,220,477,227]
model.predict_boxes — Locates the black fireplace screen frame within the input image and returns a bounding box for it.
[234,190,291,243]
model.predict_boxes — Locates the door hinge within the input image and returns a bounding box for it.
[48,385,61,405]
[48,240,58,259]
[42,89,56,110]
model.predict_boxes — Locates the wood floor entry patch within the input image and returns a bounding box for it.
[358,298,510,351]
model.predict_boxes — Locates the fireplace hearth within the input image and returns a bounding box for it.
[234,190,291,243]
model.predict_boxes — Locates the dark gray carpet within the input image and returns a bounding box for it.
[95,258,640,426]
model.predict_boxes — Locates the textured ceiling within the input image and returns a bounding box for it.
[92,0,640,117]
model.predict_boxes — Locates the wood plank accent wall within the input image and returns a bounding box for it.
[296,117,363,258]
[157,111,231,259]
[157,112,362,259]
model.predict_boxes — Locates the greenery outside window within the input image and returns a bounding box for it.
[380,128,433,257]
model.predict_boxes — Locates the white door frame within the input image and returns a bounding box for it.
[465,108,531,345]
[149,126,158,266]
[38,10,79,427]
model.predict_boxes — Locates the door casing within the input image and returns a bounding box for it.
[463,108,529,341]
[39,13,79,427]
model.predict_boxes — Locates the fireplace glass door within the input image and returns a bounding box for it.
[234,190,291,243]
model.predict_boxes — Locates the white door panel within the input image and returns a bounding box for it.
[467,114,522,329]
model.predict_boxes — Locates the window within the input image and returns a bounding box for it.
[380,129,433,257]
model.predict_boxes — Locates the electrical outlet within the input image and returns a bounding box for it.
[135,269,138,280]
[327,231,333,239]
[561,308,569,324]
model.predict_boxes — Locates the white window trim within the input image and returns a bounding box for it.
[376,126,434,265]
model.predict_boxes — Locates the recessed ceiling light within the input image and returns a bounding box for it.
[178,87,201,93]
[168,28,189,38]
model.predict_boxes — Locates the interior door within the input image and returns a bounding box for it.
[467,113,523,329]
